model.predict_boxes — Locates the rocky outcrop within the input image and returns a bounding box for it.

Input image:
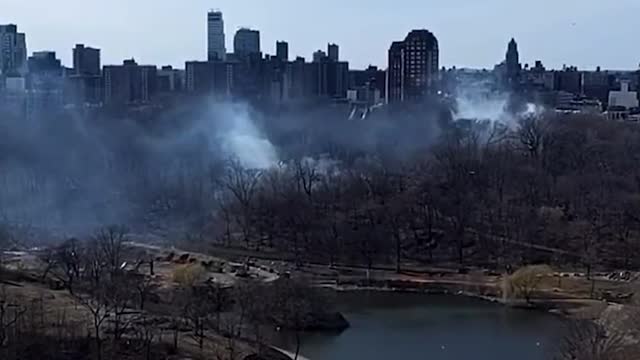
[270,309,350,332]
[303,311,350,332]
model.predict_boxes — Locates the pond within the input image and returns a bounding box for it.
[273,291,564,360]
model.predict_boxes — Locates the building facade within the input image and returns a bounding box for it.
[26,51,64,118]
[185,60,233,96]
[157,65,184,93]
[609,80,639,109]
[349,65,386,100]
[582,68,614,106]
[103,59,157,105]
[505,38,521,87]
[276,41,289,62]
[327,43,339,62]
[0,24,27,76]
[73,44,100,76]
[387,30,439,103]
[66,44,101,106]
[207,11,226,61]
[554,66,582,95]
[234,28,260,57]
[313,50,327,63]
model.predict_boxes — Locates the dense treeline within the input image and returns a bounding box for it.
[213,114,640,272]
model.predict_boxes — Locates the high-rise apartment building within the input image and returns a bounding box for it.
[583,67,614,105]
[387,30,439,103]
[313,50,327,63]
[185,60,233,96]
[276,41,289,62]
[554,66,582,95]
[234,28,260,57]
[207,10,226,61]
[73,44,100,76]
[26,51,64,118]
[66,44,102,105]
[328,43,339,62]
[103,59,157,105]
[0,24,27,75]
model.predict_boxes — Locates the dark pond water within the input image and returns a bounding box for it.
[273,291,564,360]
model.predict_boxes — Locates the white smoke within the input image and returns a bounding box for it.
[301,155,341,177]
[207,102,279,169]
[454,87,542,128]
[455,90,509,123]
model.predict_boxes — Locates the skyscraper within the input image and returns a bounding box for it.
[387,30,439,103]
[0,24,27,75]
[387,41,404,102]
[327,43,339,62]
[505,38,521,87]
[207,10,226,61]
[276,41,289,62]
[233,28,260,57]
[73,44,100,76]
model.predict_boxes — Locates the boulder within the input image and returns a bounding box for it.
[303,311,350,332]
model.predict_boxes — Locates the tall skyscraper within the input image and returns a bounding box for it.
[505,38,521,87]
[207,10,226,61]
[387,41,404,102]
[387,30,439,103]
[73,44,100,76]
[328,43,339,62]
[276,41,289,62]
[233,28,260,57]
[0,24,27,75]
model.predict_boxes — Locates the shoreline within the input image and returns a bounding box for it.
[318,280,602,318]
[270,283,570,360]
[271,346,311,360]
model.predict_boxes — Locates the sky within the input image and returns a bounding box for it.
[2,0,640,71]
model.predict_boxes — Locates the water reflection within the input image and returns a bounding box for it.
[272,291,563,360]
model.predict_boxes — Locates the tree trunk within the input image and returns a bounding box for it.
[395,233,401,273]
[294,330,301,360]
[94,321,102,360]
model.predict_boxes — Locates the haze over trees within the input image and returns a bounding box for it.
[2,95,640,359]
[212,112,640,275]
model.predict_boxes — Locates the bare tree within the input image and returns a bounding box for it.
[94,225,128,276]
[134,314,157,360]
[219,160,262,247]
[555,319,630,360]
[183,287,213,350]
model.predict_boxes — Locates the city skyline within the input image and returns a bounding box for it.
[3,0,640,71]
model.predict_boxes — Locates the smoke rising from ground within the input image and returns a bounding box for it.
[0,85,546,245]
[215,104,279,169]
[452,78,542,127]
[0,97,446,241]
[0,100,283,238]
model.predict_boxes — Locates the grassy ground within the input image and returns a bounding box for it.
[0,245,288,360]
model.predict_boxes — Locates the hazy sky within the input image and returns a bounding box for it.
[3,0,640,70]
